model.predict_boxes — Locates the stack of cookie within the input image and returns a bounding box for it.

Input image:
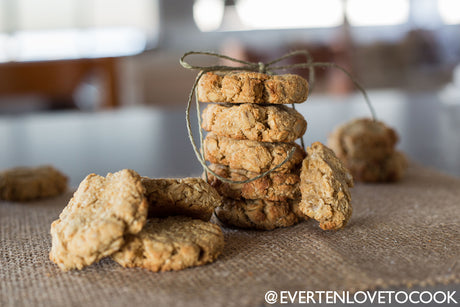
[50,170,225,272]
[197,71,310,230]
[328,118,407,182]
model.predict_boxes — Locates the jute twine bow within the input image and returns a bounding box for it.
[180,50,376,184]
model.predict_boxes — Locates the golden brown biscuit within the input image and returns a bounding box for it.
[328,118,407,182]
[49,169,148,271]
[197,71,309,104]
[201,103,307,143]
[203,133,306,174]
[328,118,398,161]
[142,177,222,221]
[300,142,353,230]
[205,164,300,202]
[343,151,407,182]
[0,165,67,201]
[215,198,306,230]
[111,216,224,272]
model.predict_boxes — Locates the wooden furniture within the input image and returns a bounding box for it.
[0,57,119,108]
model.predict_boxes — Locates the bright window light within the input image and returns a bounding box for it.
[193,0,224,32]
[17,0,75,30]
[346,0,410,26]
[0,0,158,62]
[14,30,80,61]
[80,28,147,58]
[0,34,8,62]
[9,28,146,62]
[438,0,460,24]
[236,0,343,30]
[92,0,158,30]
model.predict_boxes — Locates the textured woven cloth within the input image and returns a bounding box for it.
[1,164,459,307]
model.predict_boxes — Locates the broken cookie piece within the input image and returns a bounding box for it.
[49,169,148,271]
[300,142,353,230]
[111,216,224,272]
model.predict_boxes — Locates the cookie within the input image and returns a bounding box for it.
[142,177,222,221]
[328,118,407,182]
[111,216,224,272]
[344,151,407,182]
[300,142,354,230]
[197,71,309,104]
[206,164,300,202]
[203,133,306,174]
[0,165,67,201]
[215,198,305,230]
[49,169,148,271]
[328,118,398,161]
[201,103,307,143]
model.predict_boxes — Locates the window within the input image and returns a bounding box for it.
[438,0,460,24]
[193,0,225,32]
[193,0,344,32]
[346,0,410,26]
[0,0,159,62]
[236,0,343,30]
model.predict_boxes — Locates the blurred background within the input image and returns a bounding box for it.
[1,0,460,185]
[0,0,459,110]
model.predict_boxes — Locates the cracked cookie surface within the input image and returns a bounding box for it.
[206,163,300,202]
[49,169,148,271]
[197,71,309,104]
[111,216,224,272]
[0,165,67,201]
[142,177,222,221]
[215,198,306,230]
[201,103,307,143]
[204,133,306,174]
[300,142,353,230]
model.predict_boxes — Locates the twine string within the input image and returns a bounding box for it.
[289,49,314,150]
[181,50,376,185]
[185,70,297,184]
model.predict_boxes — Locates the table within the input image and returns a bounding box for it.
[0,58,119,109]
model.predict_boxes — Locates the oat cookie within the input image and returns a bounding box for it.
[328,118,398,161]
[49,169,148,271]
[300,142,354,230]
[0,165,67,201]
[344,151,407,183]
[206,164,300,202]
[215,198,306,230]
[142,177,222,221]
[111,216,224,272]
[204,133,306,173]
[202,103,307,143]
[197,71,309,104]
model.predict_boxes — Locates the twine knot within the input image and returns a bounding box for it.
[258,62,266,74]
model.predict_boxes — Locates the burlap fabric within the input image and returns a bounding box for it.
[1,164,459,307]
